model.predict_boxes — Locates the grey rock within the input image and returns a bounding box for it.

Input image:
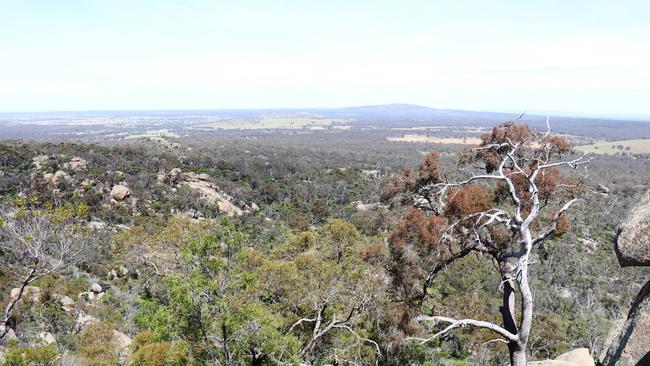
[614,189,650,266]
[602,279,650,365]
[63,157,88,172]
[110,184,131,201]
[39,331,56,345]
[90,283,103,293]
[529,348,595,366]
[597,184,611,194]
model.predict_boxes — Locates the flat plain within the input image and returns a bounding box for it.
[576,139,650,154]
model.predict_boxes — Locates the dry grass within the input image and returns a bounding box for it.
[576,139,650,154]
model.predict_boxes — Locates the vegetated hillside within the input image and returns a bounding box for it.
[0,126,649,365]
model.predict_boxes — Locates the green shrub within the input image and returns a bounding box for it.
[2,344,58,366]
[130,332,188,366]
[77,321,119,366]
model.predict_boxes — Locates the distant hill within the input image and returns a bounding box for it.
[0,103,646,124]
[1,104,650,141]
[311,103,512,121]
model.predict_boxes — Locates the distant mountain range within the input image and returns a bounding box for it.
[1,103,650,141]
[1,103,648,123]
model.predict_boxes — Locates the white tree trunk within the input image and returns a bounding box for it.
[510,227,535,366]
[510,348,527,366]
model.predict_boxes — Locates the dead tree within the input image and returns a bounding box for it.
[386,120,590,365]
[287,296,381,362]
[0,207,87,339]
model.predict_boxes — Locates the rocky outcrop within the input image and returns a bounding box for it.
[3,328,17,342]
[43,170,73,186]
[159,168,244,217]
[108,266,130,281]
[184,180,243,216]
[39,331,56,345]
[179,209,204,220]
[184,171,210,181]
[159,168,210,185]
[57,294,76,313]
[54,170,73,185]
[352,201,382,211]
[110,184,131,201]
[529,348,595,366]
[614,190,650,267]
[79,283,109,302]
[529,358,572,364]
[602,280,650,365]
[168,168,183,184]
[87,221,106,230]
[147,136,182,151]
[10,286,75,313]
[80,179,94,190]
[598,319,625,364]
[63,157,88,172]
[32,155,52,170]
[10,286,41,301]
[554,349,595,366]
[156,173,167,184]
[597,184,611,195]
[603,189,650,365]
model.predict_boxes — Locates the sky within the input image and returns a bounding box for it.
[1,0,649,116]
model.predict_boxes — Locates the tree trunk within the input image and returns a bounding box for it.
[509,345,527,366]
[509,228,534,366]
[1,269,36,339]
[221,322,234,366]
[251,348,267,366]
[499,260,518,335]
[517,229,534,344]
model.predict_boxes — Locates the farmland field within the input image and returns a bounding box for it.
[387,134,482,144]
[576,139,650,154]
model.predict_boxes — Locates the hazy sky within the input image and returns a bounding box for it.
[1,0,649,115]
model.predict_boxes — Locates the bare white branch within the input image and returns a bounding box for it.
[410,315,518,344]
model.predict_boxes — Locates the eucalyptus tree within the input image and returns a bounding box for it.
[0,207,88,339]
[386,121,590,365]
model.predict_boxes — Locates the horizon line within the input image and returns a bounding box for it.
[0,103,649,122]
